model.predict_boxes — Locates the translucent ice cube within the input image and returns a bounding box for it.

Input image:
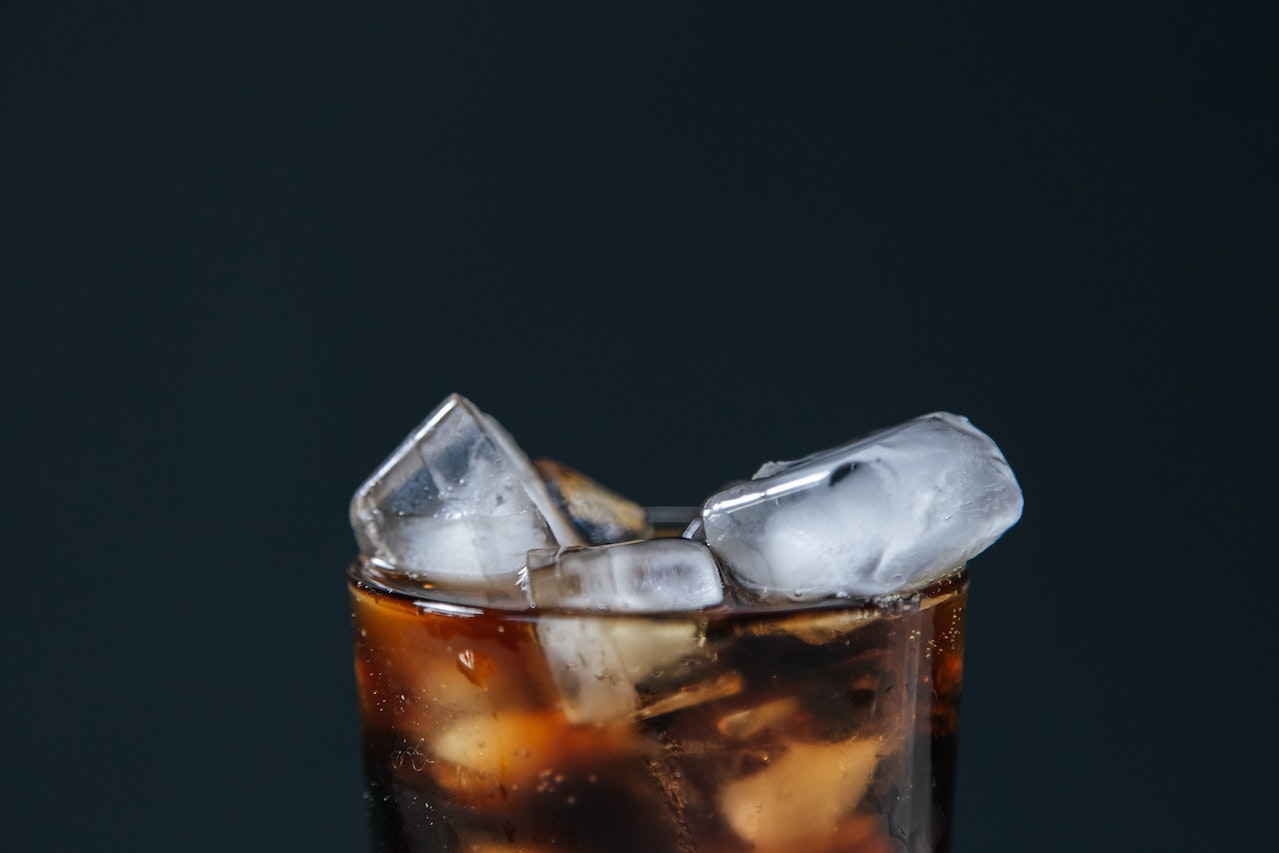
[349,394,582,586]
[430,708,634,799]
[702,412,1023,600]
[522,539,725,613]
[523,539,726,723]
[716,696,800,739]
[717,736,881,849]
[533,458,654,545]
[536,616,713,724]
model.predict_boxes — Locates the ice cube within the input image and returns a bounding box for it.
[535,616,714,724]
[534,458,654,545]
[520,539,727,723]
[522,539,725,613]
[349,394,582,586]
[702,412,1023,600]
[717,736,882,850]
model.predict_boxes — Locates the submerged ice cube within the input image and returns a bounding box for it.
[702,412,1023,600]
[523,539,726,723]
[349,394,582,586]
[536,616,713,724]
[429,708,635,799]
[522,539,724,612]
[717,736,881,850]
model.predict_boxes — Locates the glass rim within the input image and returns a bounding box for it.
[348,554,970,620]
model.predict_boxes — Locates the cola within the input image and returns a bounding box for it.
[349,556,967,853]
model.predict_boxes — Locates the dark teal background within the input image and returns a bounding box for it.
[3,2,1273,850]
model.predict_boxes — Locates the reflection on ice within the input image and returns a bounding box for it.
[702,412,1023,599]
[349,394,580,587]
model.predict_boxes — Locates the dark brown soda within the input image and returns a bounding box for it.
[350,562,967,853]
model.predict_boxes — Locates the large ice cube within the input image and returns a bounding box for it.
[702,412,1023,600]
[536,616,714,724]
[349,394,582,586]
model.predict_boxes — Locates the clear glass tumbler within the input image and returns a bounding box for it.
[348,515,968,853]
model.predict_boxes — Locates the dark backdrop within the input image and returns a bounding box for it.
[3,2,1273,851]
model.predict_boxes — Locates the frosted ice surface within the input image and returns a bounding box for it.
[349,394,582,586]
[701,412,1023,600]
[533,458,654,545]
[522,539,724,612]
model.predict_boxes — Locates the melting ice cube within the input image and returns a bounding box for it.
[717,736,882,849]
[523,539,726,723]
[349,394,582,587]
[702,412,1023,600]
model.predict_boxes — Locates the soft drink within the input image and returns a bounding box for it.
[350,555,967,853]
